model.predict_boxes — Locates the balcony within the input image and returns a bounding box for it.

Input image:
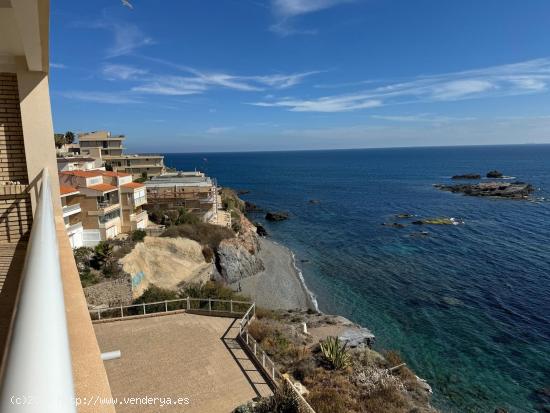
[133,195,147,207]
[62,203,81,217]
[0,169,115,412]
[95,202,120,215]
[130,210,148,223]
[65,221,83,234]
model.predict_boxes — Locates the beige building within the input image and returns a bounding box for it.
[78,131,165,178]
[102,172,148,232]
[0,1,116,410]
[57,155,100,172]
[60,170,123,243]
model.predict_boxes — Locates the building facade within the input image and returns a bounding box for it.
[78,130,165,178]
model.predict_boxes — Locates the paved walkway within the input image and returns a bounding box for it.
[94,313,272,413]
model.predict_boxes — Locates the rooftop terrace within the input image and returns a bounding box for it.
[94,312,272,413]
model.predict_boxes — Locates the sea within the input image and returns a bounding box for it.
[164,145,550,413]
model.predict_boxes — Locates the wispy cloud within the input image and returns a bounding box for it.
[270,0,355,36]
[126,56,320,95]
[50,62,67,69]
[251,58,550,112]
[102,64,148,80]
[372,114,477,123]
[205,126,235,134]
[60,91,141,104]
[75,19,154,57]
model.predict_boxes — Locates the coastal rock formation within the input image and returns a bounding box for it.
[339,327,376,348]
[255,223,268,237]
[217,240,265,284]
[217,210,265,284]
[382,222,405,228]
[487,170,504,178]
[245,201,263,213]
[434,181,533,199]
[265,211,289,221]
[412,217,463,225]
[452,173,481,179]
[396,213,414,218]
[121,237,213,298]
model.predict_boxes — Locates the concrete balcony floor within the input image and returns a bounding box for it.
[94,313,272,413]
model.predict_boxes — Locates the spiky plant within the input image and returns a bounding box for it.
[320,336,351,370]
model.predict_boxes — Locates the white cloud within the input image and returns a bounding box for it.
[270,0,354,36]
[102,64,148,80]
[251,58,550,112]
[272,0,354,17]
[205,126,234,134]
[371,114,477,123]
[252,96,381,112]
[50,62,67,69]
[125,57,319,95]
[60,91,141,104]
[106,23,154,57]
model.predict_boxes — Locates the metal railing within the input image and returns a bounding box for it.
[237,309,316,413]
[0,169,77,413]
[89,297,253,321]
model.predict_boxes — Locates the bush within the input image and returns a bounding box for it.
[133,285,178,304]
[131,229,146,242]
[79,268,99,287]
[161,222,235,251]
[175,208,200,225]
[179,281,248,302]
[320,337,352,370]
[221,188,245,212]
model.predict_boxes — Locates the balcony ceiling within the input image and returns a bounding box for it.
[0,0,49,72]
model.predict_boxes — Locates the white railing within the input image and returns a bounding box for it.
[62,203,81,217]
[65,222,83,234]
[0,169,76,413]
[90,297,253,321]
[133,196,147,206]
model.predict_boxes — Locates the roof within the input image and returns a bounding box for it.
[57,157,95,163]
[102,171,132,178]
[60,185,79,197]
[60,170,103,178]
[121,182,145,189]
[87,183,118,193]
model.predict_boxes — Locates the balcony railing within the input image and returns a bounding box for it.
[0,169,76,412]
[133,196,147,206]
[62,203,81,217]
[130,210,148,222]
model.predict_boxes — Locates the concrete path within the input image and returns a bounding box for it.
[94,313,272,413]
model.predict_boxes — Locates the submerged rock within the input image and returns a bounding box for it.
[308,199,321,204]
[382,222,406,228]
[412,217,463,225]
[452,173,481,180]
[434,181,533,199]
[255,223,268,237]
[245,201,263,213]
[265,211,289,221]
[487,170,504,178]
[396,213,415,219]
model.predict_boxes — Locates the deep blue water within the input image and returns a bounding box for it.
[164,146,550,413]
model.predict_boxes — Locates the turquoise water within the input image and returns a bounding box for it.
[165,145,550,412]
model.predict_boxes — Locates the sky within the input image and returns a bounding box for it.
[50,0,550,152]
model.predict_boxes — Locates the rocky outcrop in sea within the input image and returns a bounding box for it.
[434,181,534,199]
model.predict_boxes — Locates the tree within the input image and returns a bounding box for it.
[54,133,65,148]
[64,131,75,144]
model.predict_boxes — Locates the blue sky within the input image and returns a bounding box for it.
[50,0,550,152]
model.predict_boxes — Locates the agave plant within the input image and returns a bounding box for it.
[320,336,351,370]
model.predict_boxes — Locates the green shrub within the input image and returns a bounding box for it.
[131,229,146,242]
[175,208,200,225]
[221,188,245,212]
[320,337,351,370]
[161,222,235,251]
[133,285,178,304]
[79,268,99,287]
[179,280,247,301]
